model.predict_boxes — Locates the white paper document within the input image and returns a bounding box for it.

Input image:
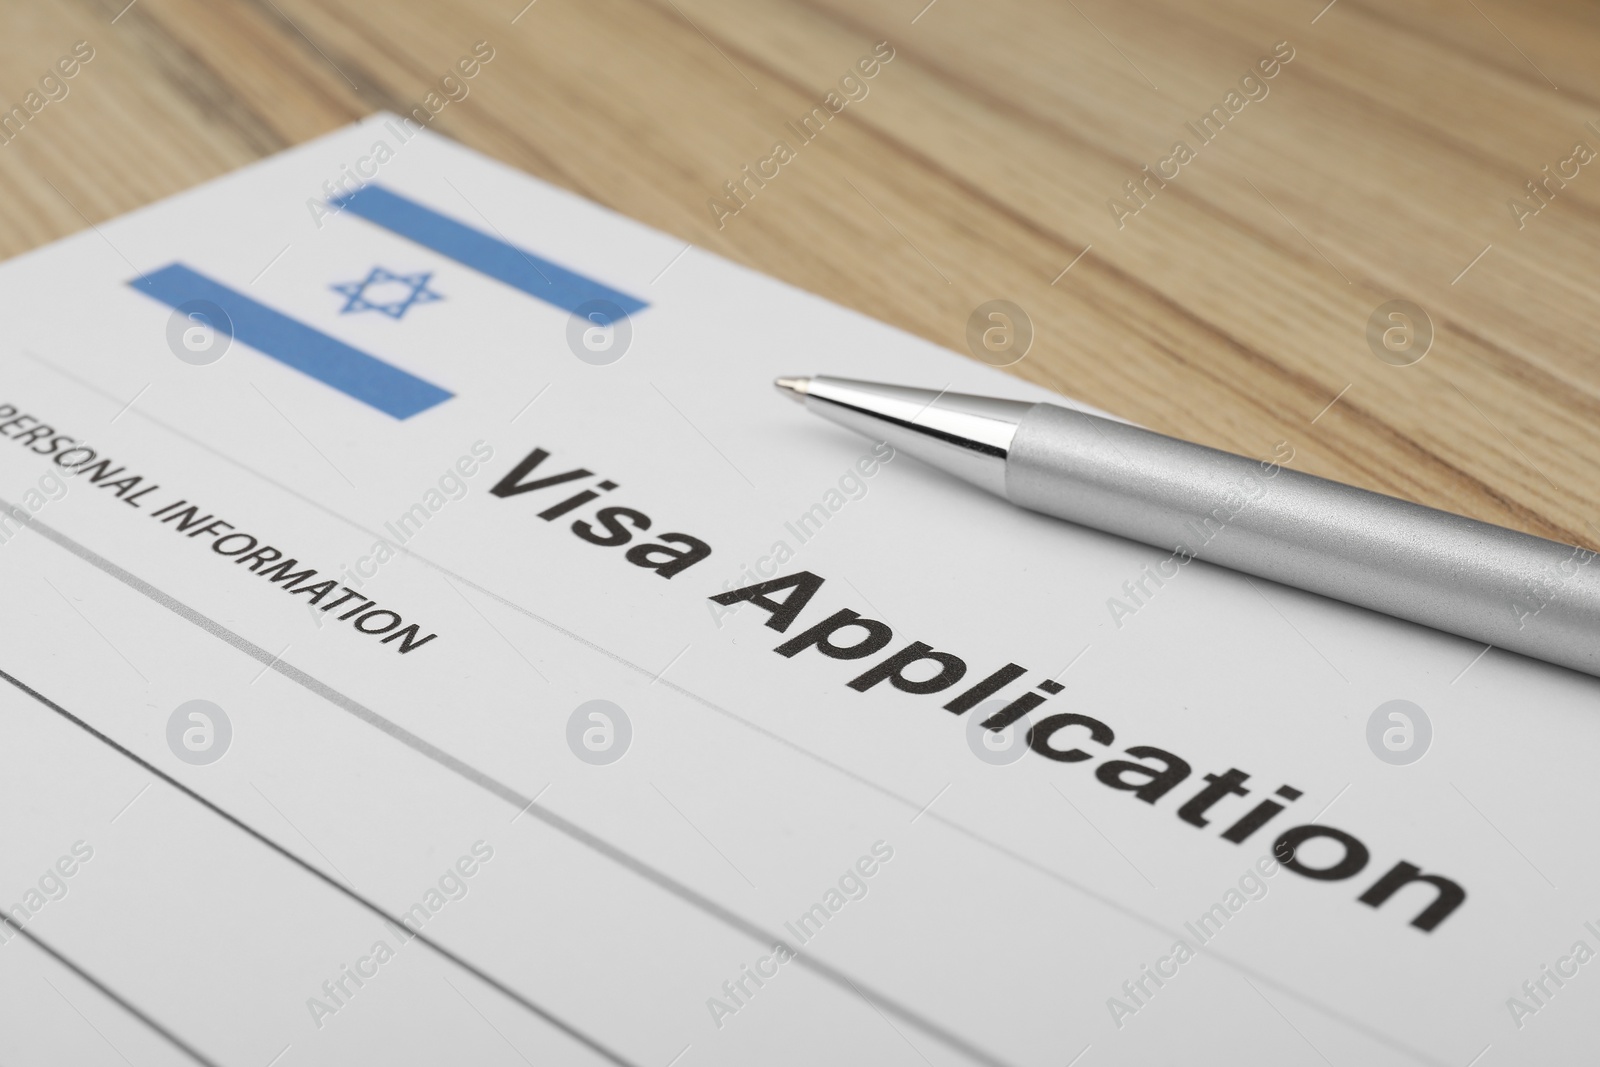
[0,113,1595,1067]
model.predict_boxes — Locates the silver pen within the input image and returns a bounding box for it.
[775,375,1600,678]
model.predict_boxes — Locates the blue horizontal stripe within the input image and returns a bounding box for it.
[131,263,454,420]
[331,185,648,318]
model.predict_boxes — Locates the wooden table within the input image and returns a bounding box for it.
[5,0,1598,546]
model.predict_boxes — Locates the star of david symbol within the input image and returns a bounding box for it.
[330,267,444,319]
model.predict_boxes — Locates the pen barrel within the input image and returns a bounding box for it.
[1007,403,1600,676]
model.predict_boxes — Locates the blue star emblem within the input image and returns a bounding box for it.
[330,267,444,319]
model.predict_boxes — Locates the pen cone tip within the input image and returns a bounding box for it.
[774,376,811,403]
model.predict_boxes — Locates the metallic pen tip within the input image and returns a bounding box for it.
[774,376,811,403]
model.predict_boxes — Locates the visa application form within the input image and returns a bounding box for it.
[0,113,1595,1066]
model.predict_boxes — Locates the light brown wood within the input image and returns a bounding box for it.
[5,0,1599,545]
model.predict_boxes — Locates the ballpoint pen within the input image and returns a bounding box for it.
[776,375,1600,678]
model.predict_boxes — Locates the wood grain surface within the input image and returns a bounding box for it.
[3,0,1598,546]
